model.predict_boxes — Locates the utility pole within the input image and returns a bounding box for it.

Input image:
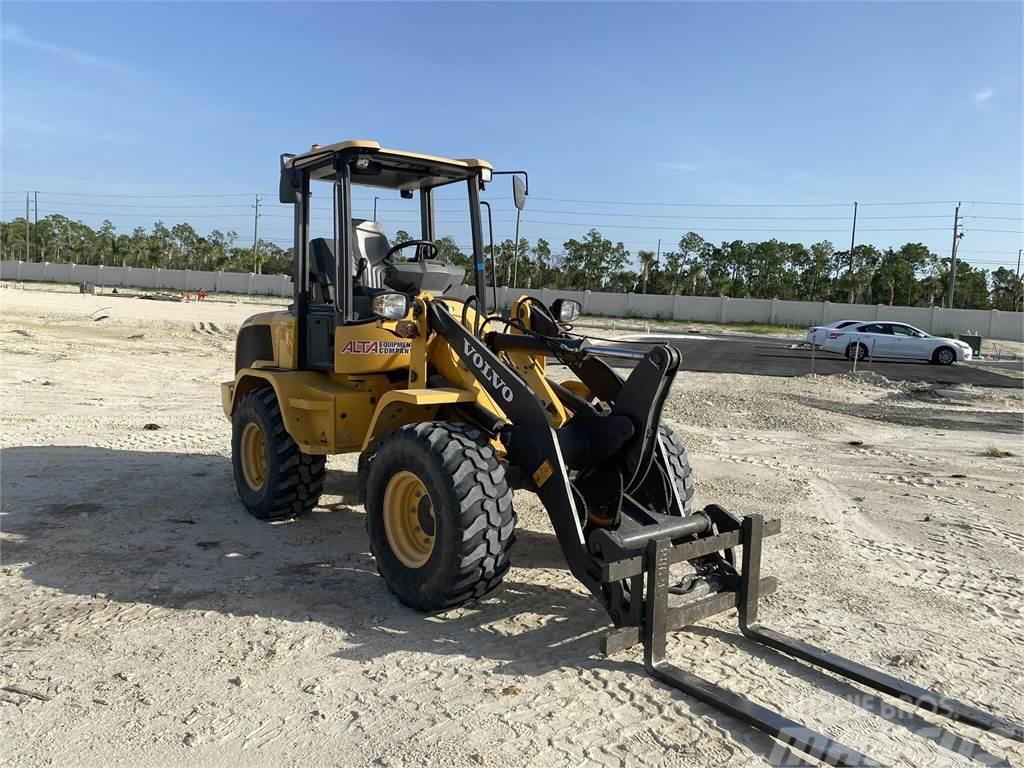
[846,201,858,303]
[373,196,379,220]
[947,202,961,309]
[33,191,38,261]
[25,193,30,261]
[252,194,261,274]
[1015,248,1022,311]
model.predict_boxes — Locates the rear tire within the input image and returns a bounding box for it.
[932,346,957,366]
[365,422,515,612]
[845,342,868,361]
[231,388,326,520]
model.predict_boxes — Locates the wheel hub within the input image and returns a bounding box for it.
[240,422,268,491]
[383,471,435,568]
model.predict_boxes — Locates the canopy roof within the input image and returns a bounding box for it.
[284,140,493,191]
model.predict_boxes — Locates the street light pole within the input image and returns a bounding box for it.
[252,194,261,274]
[847,201,858,303]
[655,238,661,294]
[373,196,379,220]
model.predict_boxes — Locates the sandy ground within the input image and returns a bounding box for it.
[2,286,1023,768]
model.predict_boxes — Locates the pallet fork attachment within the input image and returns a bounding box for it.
[625,514,1024,766]
[430,298,1023,766]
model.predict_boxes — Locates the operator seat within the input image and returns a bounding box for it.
[351,219,391,290]
[309,238,336,304]
[309,221,393,299]
[308,222,393,318]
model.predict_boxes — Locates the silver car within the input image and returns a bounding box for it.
[819,321,973,365]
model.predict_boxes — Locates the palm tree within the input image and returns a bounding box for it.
[637,250,656,293]
[922,254,949,307]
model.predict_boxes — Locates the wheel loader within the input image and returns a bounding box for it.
[223,140,1022,765]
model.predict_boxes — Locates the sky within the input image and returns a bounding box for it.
[1,1,1022,270]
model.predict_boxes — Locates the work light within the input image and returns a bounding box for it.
[371,292,409,320]
[551,298,581,323]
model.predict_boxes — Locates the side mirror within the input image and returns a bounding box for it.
[513,175,528,210]
[550,298,581,323]
[371,292,409,321]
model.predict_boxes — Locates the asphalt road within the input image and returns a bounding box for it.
[618,334,1022,388]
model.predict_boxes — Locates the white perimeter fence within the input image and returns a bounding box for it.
[3,260,1022,342]
[1,260,291,297]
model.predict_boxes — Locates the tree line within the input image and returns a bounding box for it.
[2,214,1020,311]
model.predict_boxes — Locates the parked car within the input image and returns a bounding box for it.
[805,320,863,347]
[818,321,973,365]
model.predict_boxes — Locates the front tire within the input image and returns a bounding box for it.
[366,422,515,612]
[231,388,326,520]
[933,346,957,366]
[656,424,696,515]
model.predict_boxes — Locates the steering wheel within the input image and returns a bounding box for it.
[382,239,438,267]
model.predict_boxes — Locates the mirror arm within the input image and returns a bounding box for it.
[490,170,529,195]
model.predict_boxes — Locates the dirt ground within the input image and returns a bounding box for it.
[2,286,1023,768]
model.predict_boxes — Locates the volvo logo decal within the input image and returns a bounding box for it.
[462,339,514,403]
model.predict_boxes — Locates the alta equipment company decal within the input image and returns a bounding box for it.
[341,339,412,355]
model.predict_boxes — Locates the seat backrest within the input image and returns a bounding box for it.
[352,219,392,289]
[308,238,336,304]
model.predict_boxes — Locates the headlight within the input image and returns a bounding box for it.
[550,298,581,323]
[480,168,492,183]
[371,292,409,320]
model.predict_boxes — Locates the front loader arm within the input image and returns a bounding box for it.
[427,299,689,606]
[426,300,603,596]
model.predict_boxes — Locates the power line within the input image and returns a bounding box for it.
[7,189,1023,207]
[37,200,260,209]
[513,219,955,233]
[18,198,1019,223]
[33,191,258,198]
[494,209,955,221]
[528,196,850,207]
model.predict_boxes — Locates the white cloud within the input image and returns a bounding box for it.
[659,161,698,172]
[0,24,121,71]
[974,88,994,110]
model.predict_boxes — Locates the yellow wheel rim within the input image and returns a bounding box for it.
[383,471,435,568]
[240,422,268,491]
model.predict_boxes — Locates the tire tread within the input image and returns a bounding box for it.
[367,422,515,610]
[233,388,326,520]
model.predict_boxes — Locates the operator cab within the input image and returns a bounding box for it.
[309,221,465,307]
[280,140,495,368]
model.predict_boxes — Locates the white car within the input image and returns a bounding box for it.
[818,321,973,365]
[805,320,863,347]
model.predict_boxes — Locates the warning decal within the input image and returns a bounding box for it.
[532,460,555,488]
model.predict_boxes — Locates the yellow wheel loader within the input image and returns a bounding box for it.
[223,140,1022,765]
